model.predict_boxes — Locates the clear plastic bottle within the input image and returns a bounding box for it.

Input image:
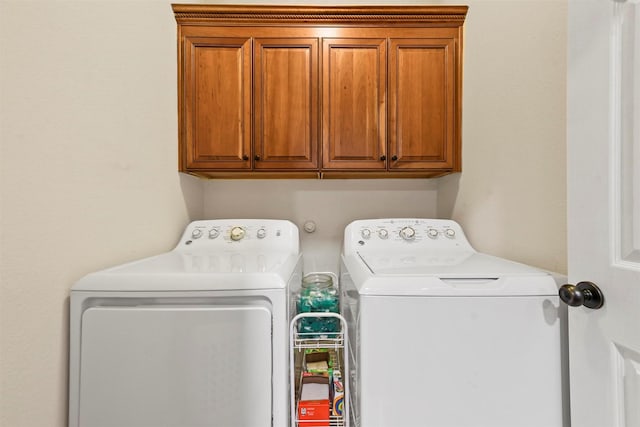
[297,273,339,335]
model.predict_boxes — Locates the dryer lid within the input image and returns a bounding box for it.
[72,250,301,291]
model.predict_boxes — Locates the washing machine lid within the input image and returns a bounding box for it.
[358,250,546,277]
[72,250,300,291]
[349,250,557,296]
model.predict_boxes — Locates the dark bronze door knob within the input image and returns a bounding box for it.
[559,281,604,309]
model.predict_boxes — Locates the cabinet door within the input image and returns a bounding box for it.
[182,37,252,170]
[389,38,457,170]
[322,38,386,170]
[254,38,319,170]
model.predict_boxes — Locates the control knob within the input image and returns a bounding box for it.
[399,226,416,240]
[378,229,389,239]
[208,229,220,239]
[230,226,245,241]
[445,228,456,239]
[257,228,266,239]
[191,229,203,239]
[427,228,439,239]
[361,228,372,239]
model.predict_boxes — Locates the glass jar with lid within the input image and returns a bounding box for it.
[297,273,339,335]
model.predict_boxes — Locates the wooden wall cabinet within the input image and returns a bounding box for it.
[322,38,387,171]
[173,5,467,179]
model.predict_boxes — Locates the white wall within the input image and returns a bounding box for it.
[438,0,568,274]
[0,0,567,426]
[0,2,202,426]
[203,179,438,273]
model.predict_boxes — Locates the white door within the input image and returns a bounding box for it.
[567,1,640,426]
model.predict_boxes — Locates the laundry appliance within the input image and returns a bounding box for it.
[68,219,301,427]
[340,218,562,427]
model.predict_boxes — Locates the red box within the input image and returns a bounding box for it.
[297,375,330,427]
[298,399,330,427]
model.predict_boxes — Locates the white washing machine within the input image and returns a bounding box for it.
[68,219,301,427]
[340,218,563,427]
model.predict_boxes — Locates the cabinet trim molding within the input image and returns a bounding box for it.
[172,4,468,26]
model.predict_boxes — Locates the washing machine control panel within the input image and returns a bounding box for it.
[345,218,473,253]
[179,219,299,252]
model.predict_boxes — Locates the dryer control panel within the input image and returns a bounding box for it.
[343,218,474,254]
[178,219,299,253]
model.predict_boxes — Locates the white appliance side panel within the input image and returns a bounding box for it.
[359,295,563,427]
[79,305,272,427]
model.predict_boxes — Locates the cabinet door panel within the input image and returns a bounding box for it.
[254,38,319,170]
[183,37,251,170]
[322,39,386,170]
[389,38,456,170]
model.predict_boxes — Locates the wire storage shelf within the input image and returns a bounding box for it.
[293,331,344,350]
[290,313,349,427]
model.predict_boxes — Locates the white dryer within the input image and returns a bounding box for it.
[68,219,301,427]
[340,218,563,427]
